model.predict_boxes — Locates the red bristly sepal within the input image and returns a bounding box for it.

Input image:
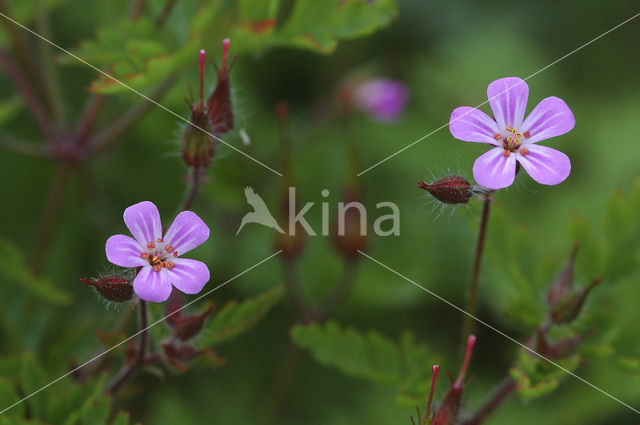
[80,275,133,302]
[417,176,474,205]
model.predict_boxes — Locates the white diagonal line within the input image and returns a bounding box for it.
[357,11,640,176]
[357,250,640,415]
[0,250,283,416]
[0,12,283,177]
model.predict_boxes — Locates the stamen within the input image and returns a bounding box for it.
[493,133,502,141]
[147,241,155,250]
[173,251,179,257]
[167,261,175,270]
[151,255,160,265]
[157,238,164,243]
[153,264,162,272]
[523,131,530,138]
[141,252,149,259]
[520,146,529,156]
[161,261,167,268]
[165,245,174,253]
[502,150,511,158]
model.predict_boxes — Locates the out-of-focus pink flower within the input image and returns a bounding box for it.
[449,77,574,190]
[105,201,210,302]
[354,78,409,122]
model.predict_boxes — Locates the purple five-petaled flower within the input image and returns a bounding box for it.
[354,78,409,122]
[105,201,210,302]
[449,77,575,190]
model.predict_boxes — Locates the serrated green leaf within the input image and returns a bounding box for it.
[0,237,71,305]
[273,0,397,54]
[292,321,401,382]
[510,350,580,400]
[196,285,284,347]
[59,18,200,94]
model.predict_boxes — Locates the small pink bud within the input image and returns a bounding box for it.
[417,176,473,205]
[81,275,133,302]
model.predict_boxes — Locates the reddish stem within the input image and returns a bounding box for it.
[199,49,206,107]
[424,364,440,421]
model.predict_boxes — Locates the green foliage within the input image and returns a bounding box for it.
[292,321,434,405]
[232,0,398,54]
[509,350,580,400]
[0,237,71,305]
[0,0,68,47]
[196,285,284,347]
[0,96,22,127]
[58,18,198,94]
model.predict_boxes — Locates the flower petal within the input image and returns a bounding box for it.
[516,144,571,185]
[449,107,501,145]
[473,147,516,189]
[166,258,210,295]
[164,211,210,255]
[520,96,575,144]
[123,201,162,246]
[105,234,146,267]
[487,77,529,131]
[133,266,172,302]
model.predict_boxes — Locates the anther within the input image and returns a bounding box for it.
[167,261,175,270]
[502,150,511,158]
[520,146,529,156]
[141,252,149,259]
[165,245,174,253]
[153,264,161,272]
[523,131,530,138]
[173,251,179,257]
[493,133,502,141]
[147,241,155,250]
[157,238,164,243]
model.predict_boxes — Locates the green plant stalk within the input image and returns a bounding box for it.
[462,197,491,339]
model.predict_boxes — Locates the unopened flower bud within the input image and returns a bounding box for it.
[183,49,216,168]
[173,303,215,341]
[535,327,591,359]
[162,342,225,371]
[417,176,473,205]
[550,278,602,324]
[81,275,133,302]
[207,38,234,135]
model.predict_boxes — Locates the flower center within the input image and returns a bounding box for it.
[140,238,178,272]
[494,127,531,157]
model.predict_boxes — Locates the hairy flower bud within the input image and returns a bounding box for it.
[417,176,473,205]
[207,38,234,135]
[81,275,133,302]
[183,49,216,168]
[550,278,602,324]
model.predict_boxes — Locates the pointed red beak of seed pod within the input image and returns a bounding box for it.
[207,38,234,135]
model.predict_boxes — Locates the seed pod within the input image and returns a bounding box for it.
[417,176,473,205]
[207,38,234,135]
[173,303,215,341]
[550,278,602,324]
[81,275,133,302]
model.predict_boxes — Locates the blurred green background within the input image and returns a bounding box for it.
[1,0,640,424]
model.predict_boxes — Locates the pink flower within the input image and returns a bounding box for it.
[354,78,409,122]
[449,77,575,189]
[105,201,210,302]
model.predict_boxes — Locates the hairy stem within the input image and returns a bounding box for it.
[31,164,71,274]
[462,197,491,339]
[180,166,203,212]
[103,298,150,395]
[461,377,515,425]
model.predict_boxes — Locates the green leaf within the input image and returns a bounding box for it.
[196,285,284,347]
[110,411,132,425]
[59,18,200,94]
[0,96,23,127]
[20,352,47,419]
[0,0,68,47]
[292,322,435,406]
[509,350,580,400]
[274,0,397,54]
[292,321,401,382]
[0,237,71,305]
[81,396,111,425]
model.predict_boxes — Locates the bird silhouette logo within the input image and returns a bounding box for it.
[236,186,285,235]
